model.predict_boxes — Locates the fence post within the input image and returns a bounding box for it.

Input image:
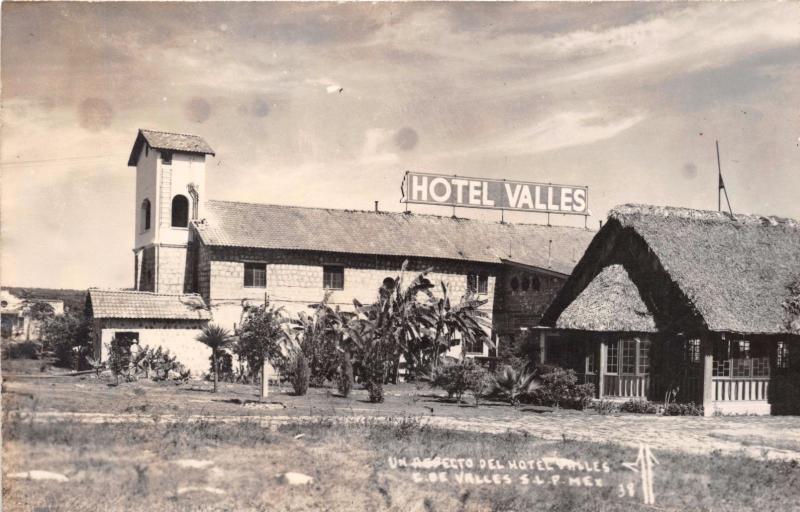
[701,336,714,416]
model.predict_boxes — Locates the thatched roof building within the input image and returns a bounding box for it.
[542,204,800,336]
[556,264,656,332]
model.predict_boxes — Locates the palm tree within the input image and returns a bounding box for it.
[350,261,436,401]
[429,282,493,367]
[196,324,233,393]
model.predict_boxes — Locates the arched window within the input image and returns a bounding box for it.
[521,276,530,291]
[531,276,541,292]
[171,195,189,227]
[510,276,520,291]
[141,199,151,231]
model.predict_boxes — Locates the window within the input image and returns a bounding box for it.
[521,276,530,291]
[777,341,789,369]
[638,339,651,375]
[606,341,618,374]
[686,339,701,364]
[161,151,172,165]
[510,275,520,291]
[171,195,189,227]
[733,340,750,359]
[622,339,637,374]
[713,338,770,379]
[323,266,344,290]
[467,272,488,294]
[244,263,266,288]
[587,349,597,374]
[463,336,484,355]
[141,199,151,231]
[531,276,541,291]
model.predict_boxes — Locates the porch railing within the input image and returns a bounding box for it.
[603,374,649,398]
[713,377,770,401]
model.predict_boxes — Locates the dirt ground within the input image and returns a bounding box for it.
[3,358,800,511]
[4,358,800,460]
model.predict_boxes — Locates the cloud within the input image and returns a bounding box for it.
[1,2,799,288]
[466,111,646,157]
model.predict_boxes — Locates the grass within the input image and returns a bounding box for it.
[4,359,800,511]
[3,414,800,512]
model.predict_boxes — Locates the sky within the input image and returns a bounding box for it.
[2,1,799,290]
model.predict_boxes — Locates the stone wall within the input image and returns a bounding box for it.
[156,245,189,294]
[200,245,499,357]
[95,318,210,376]
[493,266,568,351]
[138,246,156,292]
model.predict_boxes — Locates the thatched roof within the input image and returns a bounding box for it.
[556,265,656,332]
[543,204,800,335]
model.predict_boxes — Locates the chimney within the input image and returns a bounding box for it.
[374,201,379,212]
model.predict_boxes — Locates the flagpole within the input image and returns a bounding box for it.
[716,140,722,212]
[716,140,733,216]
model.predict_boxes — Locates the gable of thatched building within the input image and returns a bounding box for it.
[542,204,800,335]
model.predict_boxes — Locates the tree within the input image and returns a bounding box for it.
[429,284,493,366]
[40,311,92,368]
[293,292,342,387]
[23,301,55,342]
[196,324,233,393]
[350,261,436,402]
[237,302,298,399]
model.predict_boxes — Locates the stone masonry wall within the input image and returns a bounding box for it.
[157,245,189,294]
[201,246,499,357]
[138,246,156,292]
[492,266,568,353]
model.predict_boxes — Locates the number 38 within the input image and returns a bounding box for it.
[618,483,635,498]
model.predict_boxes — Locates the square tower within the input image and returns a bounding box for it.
[127,129,215,294]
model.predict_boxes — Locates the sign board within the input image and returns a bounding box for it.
[403,172,589,216]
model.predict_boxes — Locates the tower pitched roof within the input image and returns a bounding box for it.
[128,129,215,166]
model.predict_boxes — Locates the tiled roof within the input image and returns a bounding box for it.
[128,129,215,166]
[194,200,596,275]
[88,289,211,320]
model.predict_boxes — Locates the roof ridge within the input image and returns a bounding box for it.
[89,288,204,298]
[610,203,800,229]
[205,199,593,231]
[139,128,208,139]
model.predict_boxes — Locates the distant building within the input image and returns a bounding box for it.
[540,204,800,416]
[87,129,595,376]
[0,289,64,340]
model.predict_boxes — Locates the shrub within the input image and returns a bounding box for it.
[490,365,540,405]
[430,359,489,404]
[619,398,658,414]
[663,402,704,416]
[527,367,594,410]
[208,351,234,382]
[2,340,42,360]
[337,352,354,397]
[291,355,310,396]
[592,399,620,415]
[108,336,136,384]
[40,312,92,369]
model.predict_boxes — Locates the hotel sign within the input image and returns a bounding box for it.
[403,172,588,216]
